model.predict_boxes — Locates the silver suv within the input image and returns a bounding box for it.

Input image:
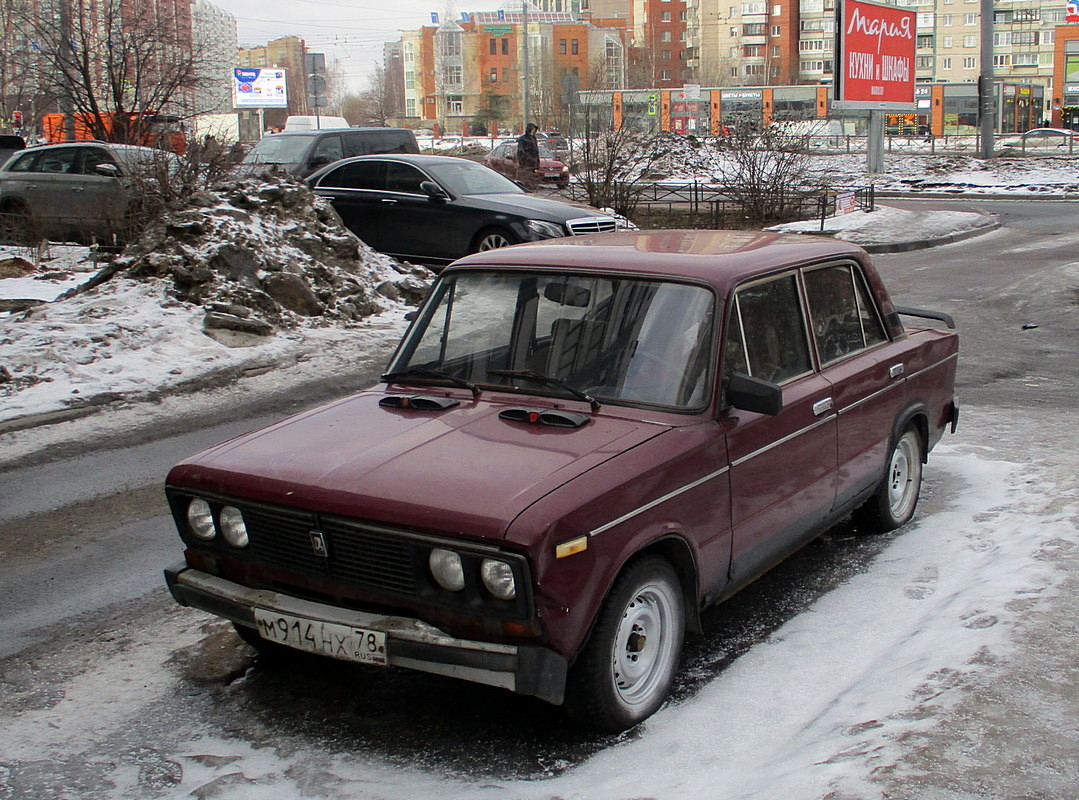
[0,141,175,243]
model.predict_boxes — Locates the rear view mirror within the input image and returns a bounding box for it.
[94,163,121,178]
[543,282,591,307]
[725,372,782,416]
[420,180,449,201]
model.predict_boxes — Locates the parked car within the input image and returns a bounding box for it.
[998,127,1079,154]
[164,229,959,733]
[535,131,569,154]
[238,127,419,178]
[0,141,176,243]
[483,141,571,189]
[306,153,619,266]
[0,134,25,165]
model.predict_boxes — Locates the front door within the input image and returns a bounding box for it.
[722,270,838,583]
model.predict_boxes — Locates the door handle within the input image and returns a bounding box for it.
[889,363,904,379]
[381,198,397,205]
[812,397,834,416]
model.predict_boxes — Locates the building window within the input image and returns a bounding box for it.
[1013,52,1039,66]
[993,54,1011,67]
[942,15,952,25]
[745,45,762,56]
[448,96,463,114]
[742,2,766,13]
[661,70,672,80]
[963,56,976,68]
[490,68,498,82]
[963,35,976,47]
[662,10,671,20]
[502,38,509,55]
[916,55,933,68]
[1014,8,1039,21]
[943,35,952,47]
[662,49,671,60]
[490,38,497,55]
[917,34,933,48]
[964,13,976,24]
[681,10,687,20]
[773,4,781,14]
[1012,31,1038,45]
[405,72,415,89]
[942,57,952,69]
[662,31,672,41]
[772,45,781,56]
[772,25,781,35]
[445,66,462,85]
[917,12,933,26]
[572,38,579,54]
[406,99,416,116]
[744,22,767,33]
[560,38,567,54]
[745,63,764,75]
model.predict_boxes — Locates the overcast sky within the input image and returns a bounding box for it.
[214,0,510,92]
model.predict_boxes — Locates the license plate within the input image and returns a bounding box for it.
[253,609,387,666]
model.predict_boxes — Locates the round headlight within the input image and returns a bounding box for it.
[186,498,216,540]
[429,548,465,592]
[220,505,249,548]
[481,559,516,600]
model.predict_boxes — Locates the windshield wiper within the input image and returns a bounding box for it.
[487,369,600,411]
[381,368,480,397]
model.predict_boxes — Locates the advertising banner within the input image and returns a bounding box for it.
[233,68,288,108]
[833,0,916,111]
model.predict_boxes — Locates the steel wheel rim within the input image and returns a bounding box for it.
[478,233,510,250]
[612,581,679,707]
[887,434,920,519]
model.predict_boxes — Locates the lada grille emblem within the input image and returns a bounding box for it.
[309,530,328,558]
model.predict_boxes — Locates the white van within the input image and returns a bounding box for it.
[283,115,350,132]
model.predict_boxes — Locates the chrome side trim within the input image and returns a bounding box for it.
[837,381,900,415]
[590,465,731,537]
[730,415,834,468]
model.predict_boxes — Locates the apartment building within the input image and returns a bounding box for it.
[190,0,238,114]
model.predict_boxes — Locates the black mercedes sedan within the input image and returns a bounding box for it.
[306,153,621,267]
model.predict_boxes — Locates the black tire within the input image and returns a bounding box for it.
[565,556,685,733]
[472,226,517,253]
[856,425,924,532]
[0,201,32,245]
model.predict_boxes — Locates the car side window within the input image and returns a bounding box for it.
[318,161,384,190]
[385,162,426,194]
[6,151,39,173]
[311,135,344,164]
[77,147,116,176]
[725,273,812,384]
[803,264,887,364]
[38,148,79,174]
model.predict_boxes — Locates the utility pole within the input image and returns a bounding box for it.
[978,0,995,158]
[522,0,530,130]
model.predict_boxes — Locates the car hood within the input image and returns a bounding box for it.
[459,192,608,222]
[538,157,565,169]
[167,391,667,543]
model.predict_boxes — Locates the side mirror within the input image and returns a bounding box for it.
[94,162,121,178]
[420,180,449,201]
[725,372,782,416]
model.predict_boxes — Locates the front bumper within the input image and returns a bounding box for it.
[164,563,568,704]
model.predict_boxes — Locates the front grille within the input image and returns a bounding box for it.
[566,215,618,235]
[242,506,419,596]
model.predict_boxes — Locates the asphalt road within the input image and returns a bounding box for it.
[0,198,1075,797]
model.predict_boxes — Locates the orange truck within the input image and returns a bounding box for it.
[42,111,187,154]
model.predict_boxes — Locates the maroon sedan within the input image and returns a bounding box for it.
[484,140,570,189]
[164,230,958,732]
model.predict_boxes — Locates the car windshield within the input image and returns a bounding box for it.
[243,135,314,164]
[388,271,716,409]
[422,159,525,196]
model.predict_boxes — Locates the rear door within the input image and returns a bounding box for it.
[74,145,127,231]
[801,262,904,510]
[310,160,386,249]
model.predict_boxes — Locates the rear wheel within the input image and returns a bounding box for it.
[856,425,924,532]
[565,556,684,733]
[472,227,516,252]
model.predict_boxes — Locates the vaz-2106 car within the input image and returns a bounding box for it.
[165,230,959,732]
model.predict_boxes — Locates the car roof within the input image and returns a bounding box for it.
[446,230,868,293]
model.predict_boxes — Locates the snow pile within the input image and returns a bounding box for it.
[0,175,432,426]
[767,204,992,245]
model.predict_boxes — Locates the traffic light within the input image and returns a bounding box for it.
[12,111,22,128]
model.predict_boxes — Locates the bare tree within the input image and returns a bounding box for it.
[9,0,214,144]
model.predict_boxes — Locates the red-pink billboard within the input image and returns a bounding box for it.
[835,0,917,110]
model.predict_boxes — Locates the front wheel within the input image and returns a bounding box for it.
[472,227,516,252]
[565,556,685,733]
[857,425,924,532]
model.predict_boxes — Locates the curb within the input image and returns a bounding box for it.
[861,216,1001,253]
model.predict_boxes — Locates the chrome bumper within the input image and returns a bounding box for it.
[164,563,567,704]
